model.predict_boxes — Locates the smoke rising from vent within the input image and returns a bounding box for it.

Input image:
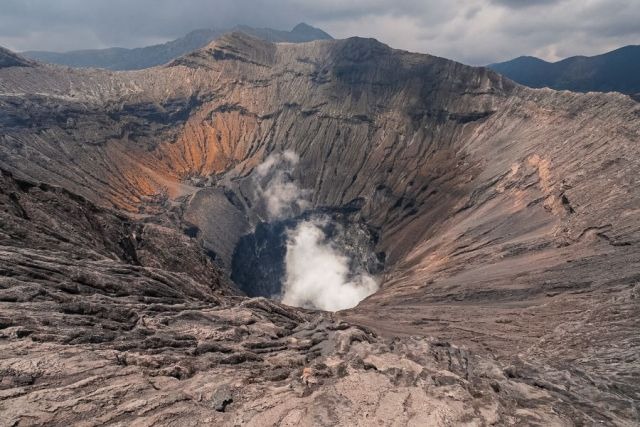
[252,150,379,311]
[282,219,378,311]
[253,151,311,220]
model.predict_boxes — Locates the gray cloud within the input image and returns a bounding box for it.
[490,0,564,9]
[0,0,638,65]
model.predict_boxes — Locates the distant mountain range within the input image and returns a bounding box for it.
[488,45,640,100]
[21,23,332,70]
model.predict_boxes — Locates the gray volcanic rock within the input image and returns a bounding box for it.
[21,23,332,71]
[0,47,34,69]
[1,33,639,425]
[0,170,573,425]
[0,169,230,294]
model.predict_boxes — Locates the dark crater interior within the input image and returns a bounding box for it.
[231,208,385,298]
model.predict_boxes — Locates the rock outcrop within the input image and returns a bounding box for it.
[0,33,639,425]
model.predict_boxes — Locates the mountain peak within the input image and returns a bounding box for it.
[515,55,550,63]
[293,22,314,30]
[291,22,333,40]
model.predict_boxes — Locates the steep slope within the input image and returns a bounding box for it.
[489,45,640,96]
[0,47,34,68]
[21,23,332,70]
[1,34,639,424]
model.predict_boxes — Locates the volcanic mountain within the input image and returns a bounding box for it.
[1,32,639,425]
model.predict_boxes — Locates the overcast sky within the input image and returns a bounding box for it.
[0,0,638,65]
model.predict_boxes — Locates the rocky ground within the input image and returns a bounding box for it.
[0,33,639,425]
[0,172,592,426]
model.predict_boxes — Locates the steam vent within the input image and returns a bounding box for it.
[1,30,639,426]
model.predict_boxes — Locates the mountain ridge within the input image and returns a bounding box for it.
[489,44,640,96]
[20,23,332,70]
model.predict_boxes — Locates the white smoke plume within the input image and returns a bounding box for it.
[281,219,378,312]
[253,150,379,312]
[253,150,310,220]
